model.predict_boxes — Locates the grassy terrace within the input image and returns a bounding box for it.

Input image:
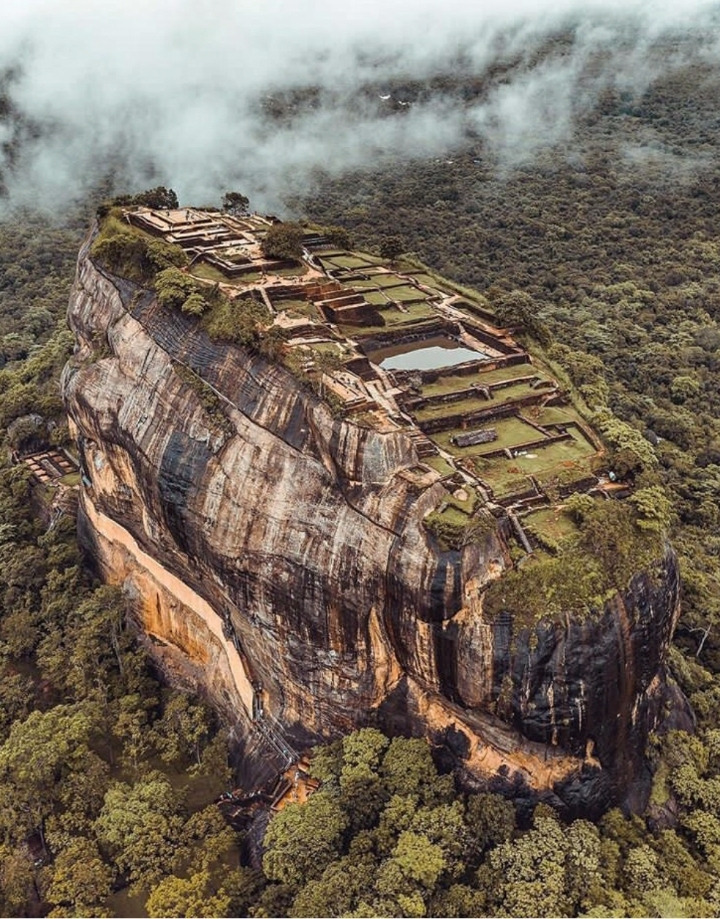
[400,257,497,305]
[469,437,596,498]
[363,290,391,306]
[318,252,383,271]
[421,396,598,500]
[418,362,536,397]
[523,506,580,545]
[192,263,263,284]
[377,303,436,325]
[309,341,346,355]
[325,255,375,269]
[410,272,453,290]
[430,415,540,454]
[383,284,430,301]
[438,505,471,526]
[191,262,309,287]
[349,273,407,288]
[278,302,323,323]
[422,484,486,550]
[530,404,586,426]
[423,455,455,477]
[415,394,486,422]
[413,379,555,421]
[337,304,437,337]
[485,379,555,404]
[446,486,479,514]
[273,298,317,312]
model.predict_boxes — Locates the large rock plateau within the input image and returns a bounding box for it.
[62,231,683,813]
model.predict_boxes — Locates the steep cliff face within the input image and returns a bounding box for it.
[62,233,682,811]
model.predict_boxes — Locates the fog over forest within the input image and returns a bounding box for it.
[1,0,720,213]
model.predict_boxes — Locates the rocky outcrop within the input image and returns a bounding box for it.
[62,231,682,812]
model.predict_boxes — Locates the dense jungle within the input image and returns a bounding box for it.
[1,48,720,919]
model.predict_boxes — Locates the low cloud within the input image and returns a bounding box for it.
[0,0,718,213]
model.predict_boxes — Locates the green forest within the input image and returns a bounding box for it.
[2,58,720,919]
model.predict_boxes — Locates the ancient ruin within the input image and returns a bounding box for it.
[62,206,682,813]
[129,205,606,540]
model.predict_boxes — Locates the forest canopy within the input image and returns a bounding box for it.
[2,49,720,916]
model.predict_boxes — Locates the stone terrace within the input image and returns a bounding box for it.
[124,206,612,553]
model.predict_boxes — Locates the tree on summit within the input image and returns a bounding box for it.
[129,187,179,209]
[379,234,404,263]
[260,222,305,260]
[222,191,250,216]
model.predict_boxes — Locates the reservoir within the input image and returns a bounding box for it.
[369,335,486,371]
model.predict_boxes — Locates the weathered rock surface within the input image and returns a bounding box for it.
[62,232,682,811]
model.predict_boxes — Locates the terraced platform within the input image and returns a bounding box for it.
[124,206,611,551]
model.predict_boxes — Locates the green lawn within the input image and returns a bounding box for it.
[361,272,407,288]
[348,298,435,325]
[531,404,590,430]
[191,262,240,283]
[426,287,453,300]
[467,460,534,499]
[319,251,383,270]
[384,284,428,301]
[339,317,440,340]
[420,363,535,398]
[489,379,552,405]
[364,290,390,306]
[417,379,547,417]
[462,428,596,499]
[478,364,541,383]
[434,504,472,526]
[344,277,377,289]
[530,406,600,449]
[381,303,436,326]
[414,394,486,422]
[191,263,263,285]
[424,455,455,477]
[460,415,543,452]
[274,298,316,313]
[430,415,547,464]
[353,251,384,265]
[522,435,594,471]
[447,487,479,515]
[410,272,453,291]
[274,264,308,278]
[523,507,579,544]
[310,341,346,355]
[327,255,376,270]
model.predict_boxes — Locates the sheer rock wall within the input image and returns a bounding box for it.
[62,232,682,811]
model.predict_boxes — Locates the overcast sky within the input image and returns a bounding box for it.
[0,0,718,213]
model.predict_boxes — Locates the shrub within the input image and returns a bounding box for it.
[202,296,269,347]
[90,216,187,283]
[154,268,201,313]
[180,293,208,317]
[260,223,304,260]
[424,508,494,552]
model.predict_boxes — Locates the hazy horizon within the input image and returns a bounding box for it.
[1,0,719,214]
